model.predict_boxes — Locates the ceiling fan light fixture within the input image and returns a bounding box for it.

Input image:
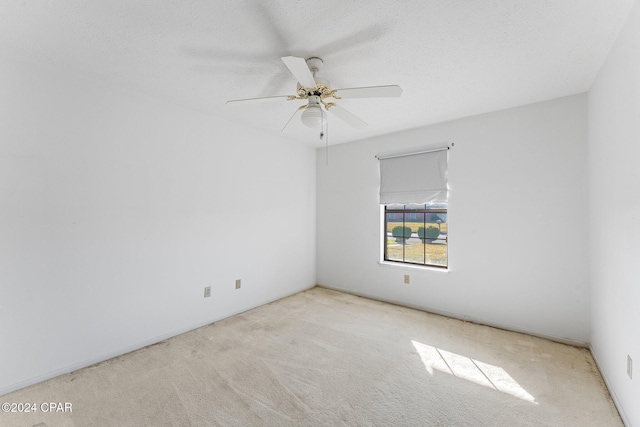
[301,105,323,128]
[301,96,324,128]
[226,55,402,135]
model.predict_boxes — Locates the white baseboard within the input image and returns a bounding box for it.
[0,283,314,397]
[589,345,631,427]
[317,284,589,348]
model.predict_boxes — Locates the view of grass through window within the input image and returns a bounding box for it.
[384,203,447,268]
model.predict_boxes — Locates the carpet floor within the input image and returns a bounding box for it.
[1,287,623,426]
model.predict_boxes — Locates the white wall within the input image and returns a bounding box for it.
[317,94,590,345]
[0,58,316,395]
[588,0,640,424]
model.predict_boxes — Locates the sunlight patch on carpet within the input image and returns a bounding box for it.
[412,340,537,404]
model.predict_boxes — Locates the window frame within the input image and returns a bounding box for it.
[382,204,448,269]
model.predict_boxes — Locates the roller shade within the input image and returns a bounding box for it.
[378,149,448,204]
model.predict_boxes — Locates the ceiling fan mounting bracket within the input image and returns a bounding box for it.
[306,57,323,74]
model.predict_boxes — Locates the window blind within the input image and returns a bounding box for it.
[378,148,448,204]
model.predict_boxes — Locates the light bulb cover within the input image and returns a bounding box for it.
[301,105,323,128]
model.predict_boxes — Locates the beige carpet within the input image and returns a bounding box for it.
[1,287,622,426]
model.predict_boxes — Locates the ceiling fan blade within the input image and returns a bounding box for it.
[281,56,316,88]
[226,95,290,105]
[281,106,306,132]
[334,85,402,99]
[328,104,368,129]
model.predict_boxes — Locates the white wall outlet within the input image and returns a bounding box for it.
[235,279,241,289]
[404,274,410,284]
[628,355,633,379]
[204,286,211,298]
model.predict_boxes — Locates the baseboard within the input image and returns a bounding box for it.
[317,284,589,348]
[0,283,315,397]
[589,345,631,427]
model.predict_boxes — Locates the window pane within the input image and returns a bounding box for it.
[426,242,447,266]
[384,205,448,268]
[426,212,447,266]
[404,237,425,264]
[385,212,404,262]
[412,212,425,226]
[430,213,447,234]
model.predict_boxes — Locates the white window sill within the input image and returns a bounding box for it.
[378,260,449,273]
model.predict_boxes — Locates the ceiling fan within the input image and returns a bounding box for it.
[226,56,402,137]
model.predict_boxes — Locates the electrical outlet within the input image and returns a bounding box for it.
[204,286,211,298]
[628,355,633,379]
[404,274,410,284]
[235,279,241,289]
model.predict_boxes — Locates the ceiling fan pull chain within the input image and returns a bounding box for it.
[320,108,329,166]
[326,126,329,166]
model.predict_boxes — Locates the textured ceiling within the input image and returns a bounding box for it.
[0,1,635,146]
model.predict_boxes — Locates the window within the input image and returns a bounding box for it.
[384,203,448,268]
[377,147,449,269]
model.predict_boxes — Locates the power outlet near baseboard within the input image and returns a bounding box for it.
[235,279,241,289]
[404,274,410,284]
[628,355,633,379]
[204,286,211,298]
